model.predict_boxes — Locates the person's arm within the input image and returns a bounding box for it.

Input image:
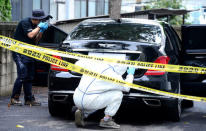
[22,20,40,39]
[120,67,135,92]
[97,67,135,92]
[27,27,41,39]
[22,21,47,40]
[35,32,43,44]
[34,22,48,43]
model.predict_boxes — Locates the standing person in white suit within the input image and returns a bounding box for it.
[73,53,135,129]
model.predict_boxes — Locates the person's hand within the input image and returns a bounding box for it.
[38,22,48,30]
[39,26,48,32]
[38,22,45,28]
[38,22,48,33]
[127,67,135,75]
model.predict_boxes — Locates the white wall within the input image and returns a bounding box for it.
[182,0,206,24]
[68,0,75,19]
[121,0,137,13]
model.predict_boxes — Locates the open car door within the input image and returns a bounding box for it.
[181,25,206,97]
[39,25,68,48]
[33,25,68,86]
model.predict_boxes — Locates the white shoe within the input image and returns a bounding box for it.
[75,109,85,127]
[99,118,120,129]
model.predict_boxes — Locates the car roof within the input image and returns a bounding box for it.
[80,18,162,27]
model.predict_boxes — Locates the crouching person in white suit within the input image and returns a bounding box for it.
[73,53,135,129]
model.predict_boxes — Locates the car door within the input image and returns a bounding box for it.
[181,25,206,97]
[163,24,181,93]
[39,25,68,48]
[33,25,68,86]
[164,24,181,66]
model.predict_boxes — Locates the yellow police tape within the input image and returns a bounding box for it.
[0,35,206,74]
[16,125,24,128]
[1,35,206,102]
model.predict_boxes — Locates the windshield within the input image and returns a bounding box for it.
[67,23,162,45]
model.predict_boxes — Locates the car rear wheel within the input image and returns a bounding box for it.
[164,81,181,121]
[182,100,194,108]
[165,98,181,121]
[48,99,61,116]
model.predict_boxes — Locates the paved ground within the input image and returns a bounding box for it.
[1,87,206,131]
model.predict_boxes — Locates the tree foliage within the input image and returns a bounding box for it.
[145,0,187,25]
[0,0,12,21]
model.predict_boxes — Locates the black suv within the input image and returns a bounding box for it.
[47,18,186,121]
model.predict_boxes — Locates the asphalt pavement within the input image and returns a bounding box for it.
[1,86,206,131]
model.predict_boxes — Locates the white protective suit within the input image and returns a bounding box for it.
[73,53,134,117]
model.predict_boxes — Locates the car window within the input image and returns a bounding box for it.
[40,25,68,44]
[67,23,162,45]
[164,25,179,55]
[165,33,174,53]
[169,26,181,51]
[182,27,206,50]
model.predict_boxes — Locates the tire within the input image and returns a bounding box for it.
[48,99,61,116]
[164,80,182,122]
[165,98,182,122]
[182,100,194,108]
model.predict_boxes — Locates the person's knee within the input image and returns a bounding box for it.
[23,73,34,82]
